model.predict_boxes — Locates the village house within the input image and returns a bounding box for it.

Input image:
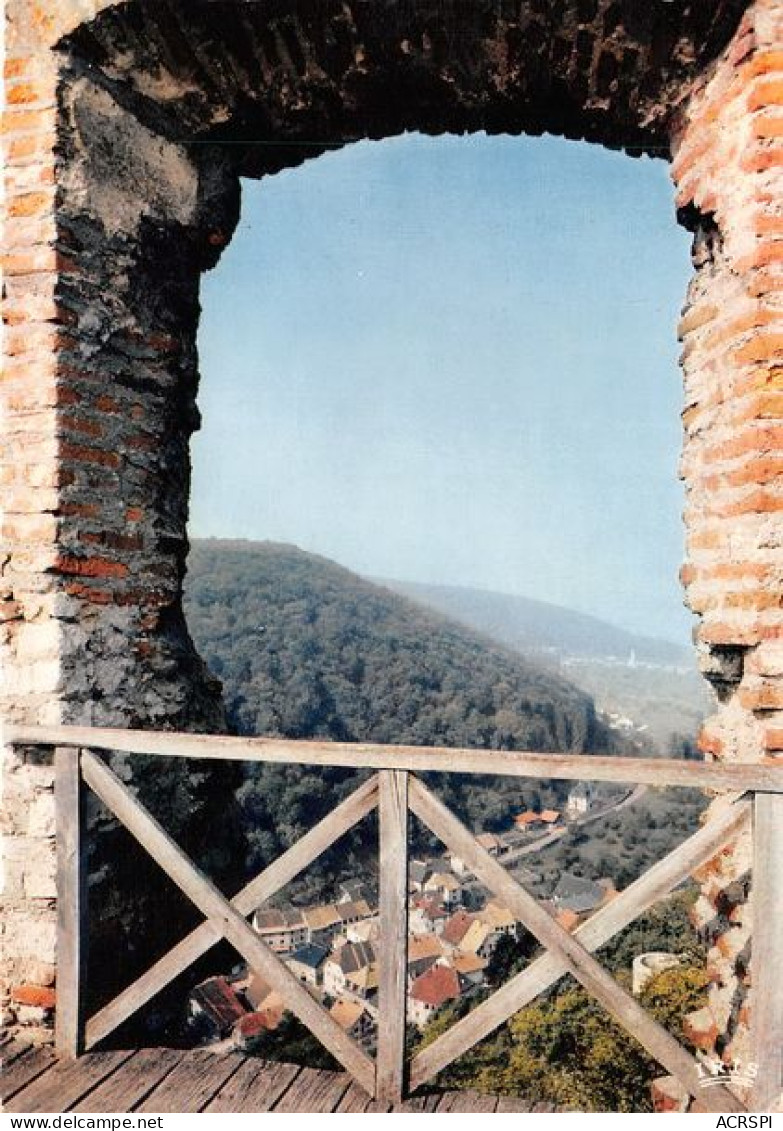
[424,872,462,907]
[286,943,329,988]
[566,782,594,818]
[232,1009,281,1052]
[409,896,449,936]
[251,906,307,953]
[409,860,430,892]
[514,810,544,831]
[514,809,561,832]
[301,904,342,947]
[408,964,462,1030]
[344,962,379,1002]
[346,916,380,945]
[441,910,476,949]
[335,899,373,930]
[322,940,376,999]
[243,972,284,1023]
[439,950,487,990]
[459,919,495,959]
[329,997,375,1046]
[479,900,519,940]
[552,872,606,916]
[539,809,561,825]
[188,976,248,1041]
[407,933,444,983]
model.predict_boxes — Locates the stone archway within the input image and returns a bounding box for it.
[3,0,781,1085]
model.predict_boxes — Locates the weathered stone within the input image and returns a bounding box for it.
[2,0,780,1073]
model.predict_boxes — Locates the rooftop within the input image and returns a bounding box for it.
[552,872,606,914]
[442,910,476,946]
[190,977,247,1033]
[331,939,376,976]
[301,905,341,931]
[410,963,462,1008]
[253,906,304,931]
[329,997,366,1031]
[288,944,330,970]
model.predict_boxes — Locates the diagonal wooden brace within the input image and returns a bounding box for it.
[411,793,751,1090]
[85,771,379,1049]
[81,749,376,1097]
[408,775,746,1113]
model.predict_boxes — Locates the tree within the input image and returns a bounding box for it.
[472,964,709,1111]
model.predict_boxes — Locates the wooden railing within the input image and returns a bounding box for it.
[6,725,783,1112]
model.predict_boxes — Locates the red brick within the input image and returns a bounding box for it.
[79,531,143,551]
[5,79,54,106]
[741,50,783,81]
[722,456,783,488]
[60,443,120,469]
[64,581,114,605]
[764,727,783,751]
[753,112,783,138]
[741,145,783,174]
[12,984,56,1009]
[739,685,783,710]
[95,395,121,414]
[59,502,100,519]
[748,78,783,112]
[61,414,103,439]
[56,555,129,579]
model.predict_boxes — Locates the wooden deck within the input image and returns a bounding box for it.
[2,1042,555,1114]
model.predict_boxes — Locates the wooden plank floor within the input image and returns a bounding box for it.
[2,1043,548,1113]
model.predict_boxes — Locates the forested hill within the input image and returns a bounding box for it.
[185,539,611,756]
[380,579,689,666]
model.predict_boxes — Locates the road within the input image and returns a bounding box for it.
[461,782,649,882]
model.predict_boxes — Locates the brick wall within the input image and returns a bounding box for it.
[671,0,782,1088]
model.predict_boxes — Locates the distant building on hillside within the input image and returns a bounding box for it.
[566,782,594,818]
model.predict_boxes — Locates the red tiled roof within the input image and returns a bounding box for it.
[191,976,248,1032]
[442,910,476,946]
[515,811,543,826]
[414,896,448,919]
[236,1009,280,1039]
[410,964,461,1008]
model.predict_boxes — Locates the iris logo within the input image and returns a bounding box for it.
[697,1057,759,1090]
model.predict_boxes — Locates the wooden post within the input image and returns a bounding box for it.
[376,770,409,1105]
[409,776,745,1113]
[55,746,87,1057]
[80,748,376,1096]
[751,792,783,1112]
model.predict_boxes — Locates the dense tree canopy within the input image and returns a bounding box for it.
[184,541,617,879]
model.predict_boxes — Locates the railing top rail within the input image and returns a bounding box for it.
[6,724,783,793]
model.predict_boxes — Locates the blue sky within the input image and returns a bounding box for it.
[192,132,694,645]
